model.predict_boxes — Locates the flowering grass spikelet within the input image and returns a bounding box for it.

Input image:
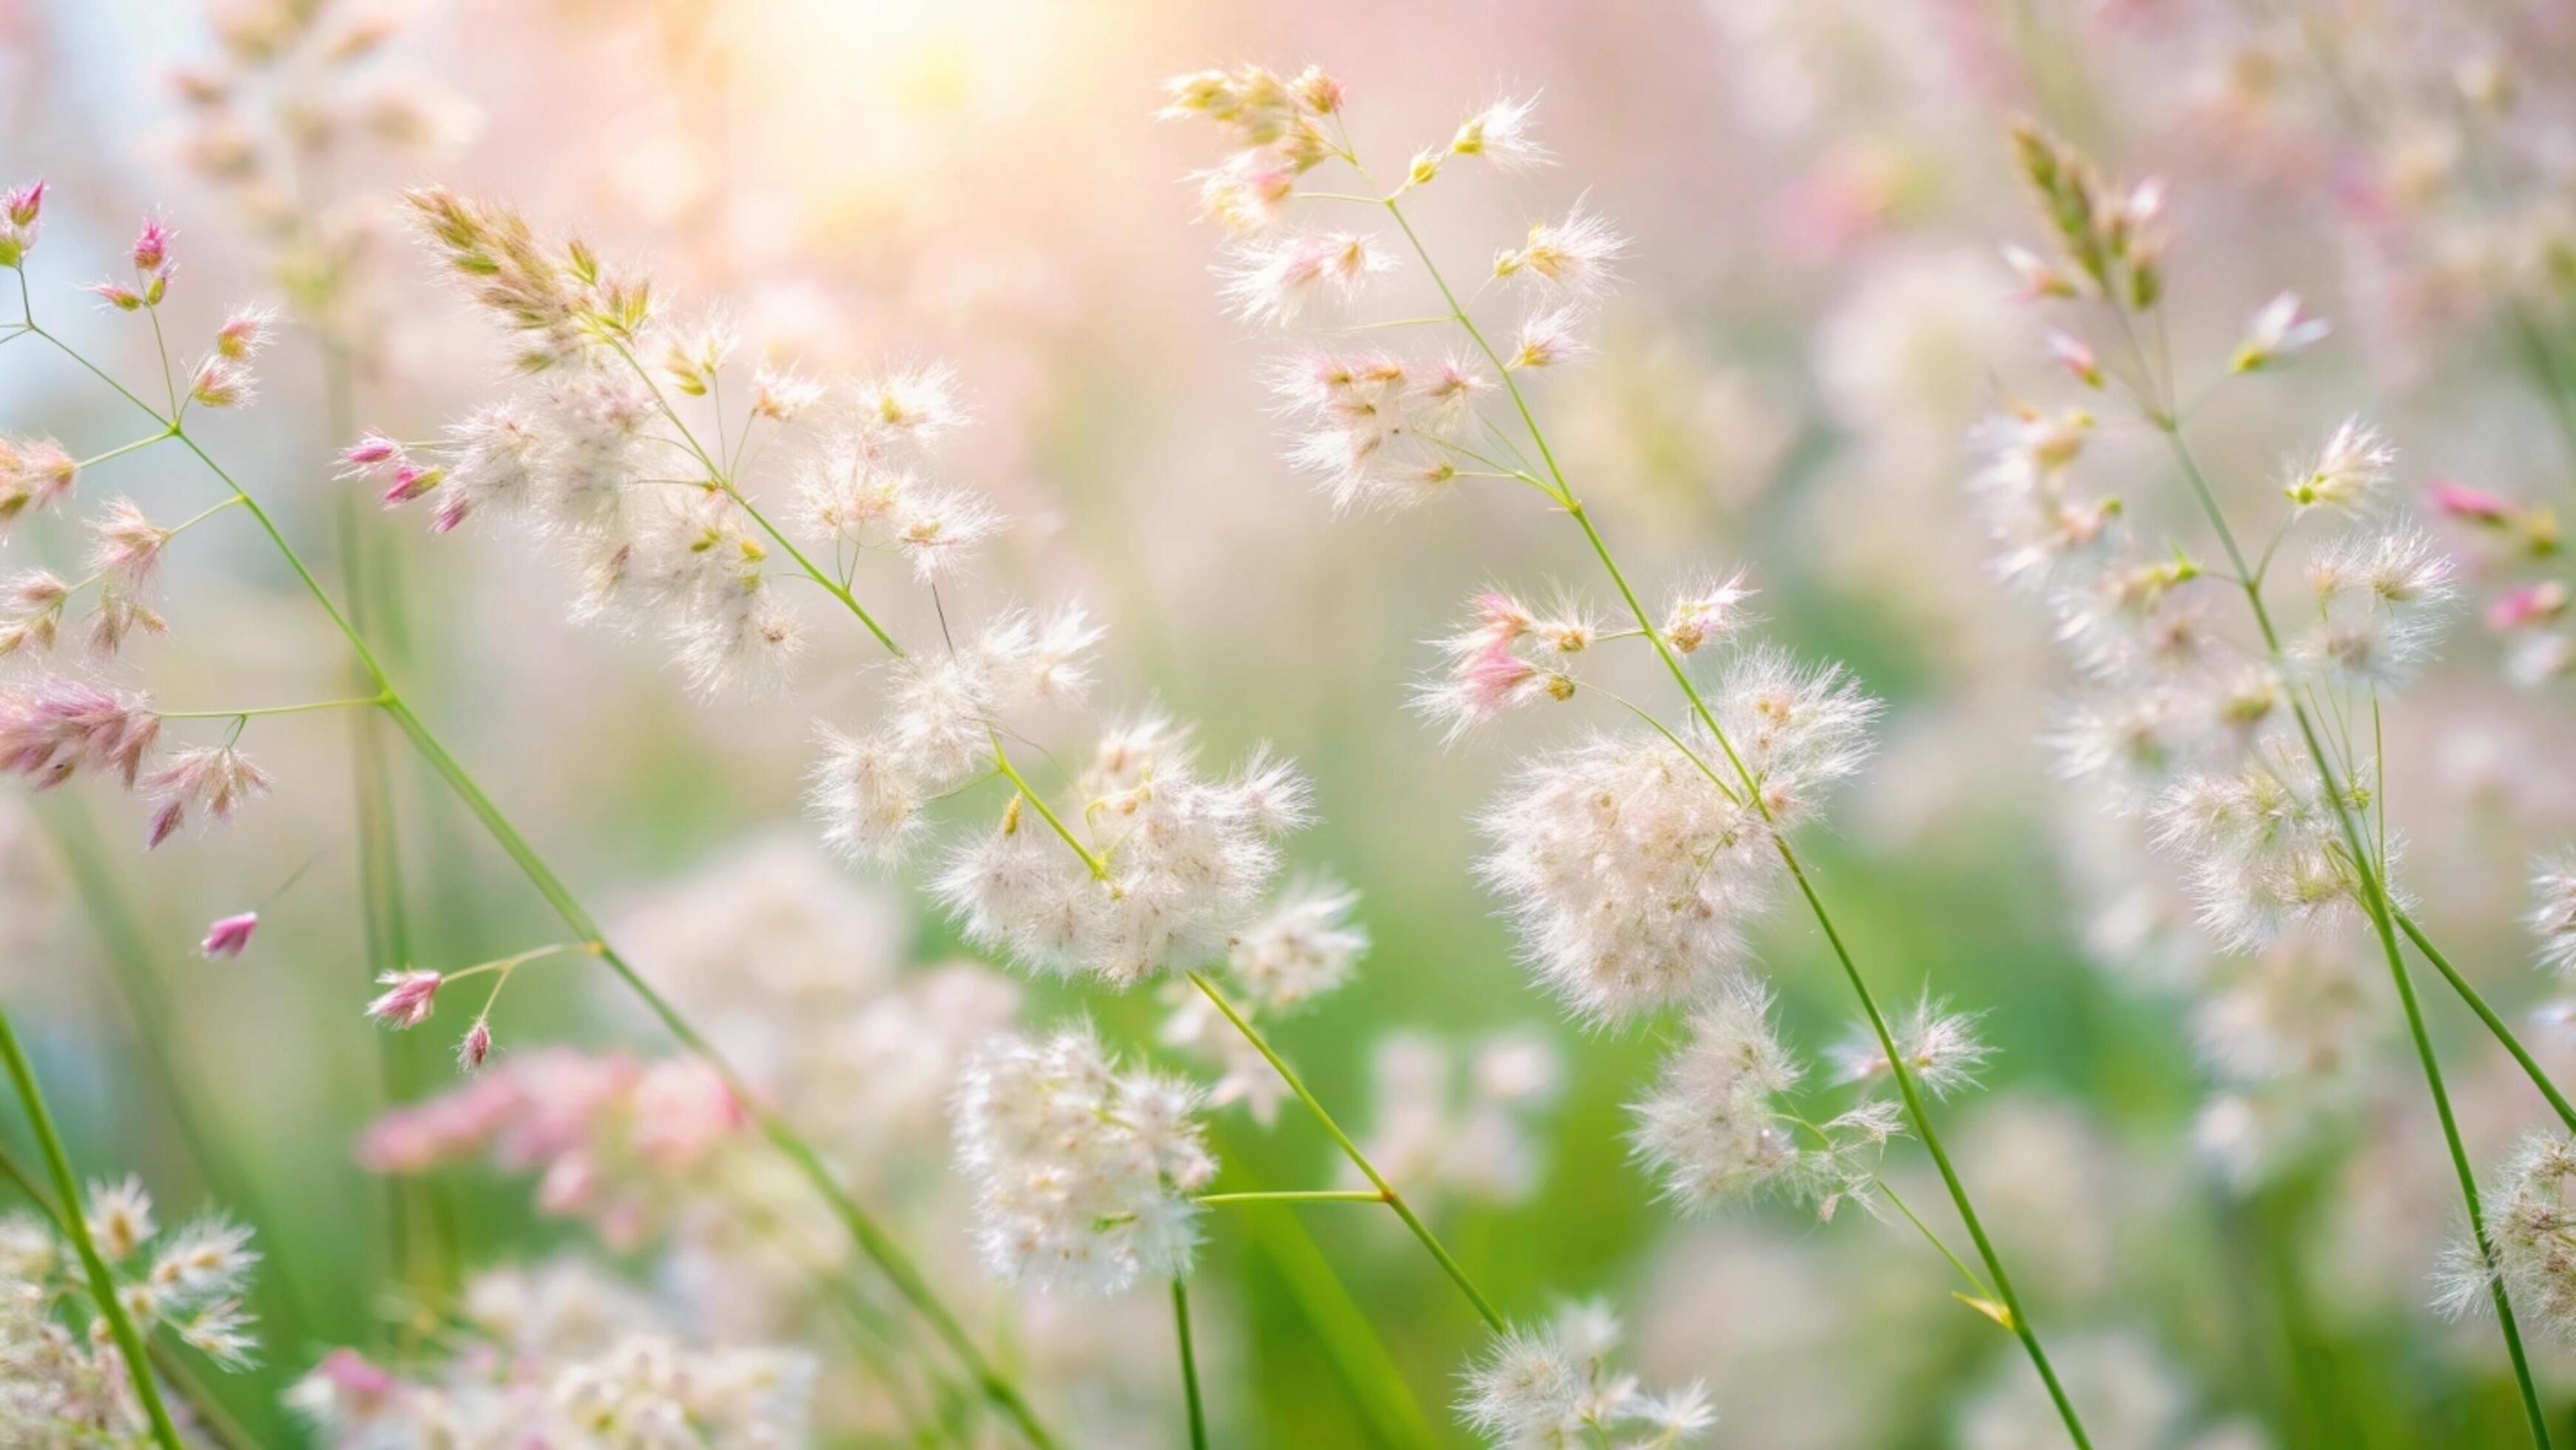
[951,1025,1215,1295]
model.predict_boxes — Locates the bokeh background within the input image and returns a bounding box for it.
[5,0,2576,1445]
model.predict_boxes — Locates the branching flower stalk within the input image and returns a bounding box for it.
[4,245,1061,1450]
[565,249,1521,1340]
[1162,72,2092,1446]
[1991,121,2565,1446]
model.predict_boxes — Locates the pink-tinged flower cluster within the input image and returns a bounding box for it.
[1413,589,1585,743]
[1159,64,1345,233]
[357,1048,745,1250]
[90,216,178,312]
[0,675,160,789]
[286,1262,812,1445]
[2423,478,2569,687]
[363,968,442,1028]
[142,744,269,847]
[1,499,184,662]
[1169,79,1628,528]
[0,178,41,267]
[0,435,79,538]
[932,718,1312,987]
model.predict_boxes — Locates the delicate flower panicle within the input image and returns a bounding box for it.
[792,403,1004,583]
[1160,64,1346,233]
[0,1172,261,1442]
[0,177,43,267]
[1628,978,1899,1218]
[1966,405,2114,598]
[1270,348,1486,514]
[1479,725,1773,1021]
[2146,752,2377,954]
[1456,1304,1713,1449]
[2447,1134,2576,1338]
[807,604,1103,864]
[2007,118,2165,310]
[1492,203,1629,294]
[1413,587,1583,743]
[288,1261,812,1446]
[1219,230,1388,326]
[405,186,643,371]
[0,674,161,789]
[1832,997,1993,1099]
[1476,643,1876,1023]
[1225,877,1368,1010]
[357,197,846,695]
[1710,646,1882,826]
[0,435,80,539]
[2291,526,2459,689]
[951,1026,1215,1295]
[141,744,269,848]
[2531,852,2576,979]
[1661,572,1756,655]
[933,719,1309,987]
[358,1048,744,1249]
[2282,417,2395,514]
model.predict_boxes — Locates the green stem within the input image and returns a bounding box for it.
[0,1007,186,1450]
[1875,1176,1996,1299]
[1199,1189,1389,1206]
[0,1142,259,1450]
[161,695,389,721]
[30,798,324,1352]
[2156,422,2552,1449]
[380,695,1057,1449]
[1173,1278,1210,1450]
[2393,909,2576,1130]
[988,728,1106,877]
[1185,970,1505,1332]
[1363,166,2091,1446]
[76,432,176,471]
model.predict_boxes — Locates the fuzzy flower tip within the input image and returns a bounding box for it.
[366,970,443,1028]
[2453,1134,2576,1338]
[2282,417,2393,513]
[1457,1304,1713,1448]
[951,1026,1215,1295]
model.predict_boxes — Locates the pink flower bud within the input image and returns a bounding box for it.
[199,911,257,959]
[365,969,443,1028]
[146,800,186,849]
[457,1018,493,1071]
[88,281,143,312]
[337,433,406,476]
[3,181,41,229]
[380,465,444,507]
[130,217,169,272]
[2489,582,2570,632]
[2428,479,2517,526]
